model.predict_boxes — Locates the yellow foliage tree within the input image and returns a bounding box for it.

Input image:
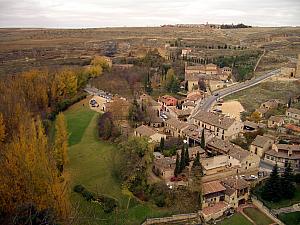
[0,115,70,222]
[250,111,261,122]
[91,55,112,71]
[54,112,68,173]
[0,112,5,142]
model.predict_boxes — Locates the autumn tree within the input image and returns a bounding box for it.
[54,113,68,173]
[91,55,112,72]
[0,115,70,223]
[250,111,261,122]
[0,112,5,142]
[163,68,179,93]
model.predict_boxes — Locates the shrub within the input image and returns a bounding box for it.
[82,190,95,201]
[73,184,85,193]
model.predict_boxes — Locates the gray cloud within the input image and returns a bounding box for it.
[0,0,299,27]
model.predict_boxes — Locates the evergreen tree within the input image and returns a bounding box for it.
[261,164,282,202]
[200,130,205,149]
[184,145,190,166]
[288,97,292,108]
[174,153,180,177]
[282,163,295,199]
[159,137,165,152]
[193,152,201,167]
[180,145,186,172]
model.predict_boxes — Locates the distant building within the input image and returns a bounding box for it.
[177,146,206,161]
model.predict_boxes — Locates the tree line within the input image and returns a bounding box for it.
[0,56,110,224]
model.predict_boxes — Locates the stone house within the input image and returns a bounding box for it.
[191,111,243,140]
[202,181,226,208]
[164,118,189,138]
[286,108,300,124]
[268,116,284,128]
[177,146,206,161]
[168,107,191,121]
[152,157,176,180]
[222,178,250,208]
[249,135,274,158]
[158,95,178,111]
[206,137,260,172]
[264,144,300,169]
[134,125,166,143]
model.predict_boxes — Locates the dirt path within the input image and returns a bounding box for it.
[217,100,245,121]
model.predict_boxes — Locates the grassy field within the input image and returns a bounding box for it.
[224,80,300,112]
[216,213,252,225]
[279,211,300,225]
[65,98,172,225]
[255,184,300,209]
[243,207,274,225]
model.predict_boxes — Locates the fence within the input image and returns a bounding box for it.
[141,212,200,225]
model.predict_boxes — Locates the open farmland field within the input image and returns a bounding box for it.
[0,27,299,76]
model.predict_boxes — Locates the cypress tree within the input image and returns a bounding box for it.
[193,152,201,167]
[262,164,282,202]
[184,145,190,166]
[180,145,185,172]
[159,137,165,152]
[200,130,205,149]
[282,163,295,199]
[174,153,180,177]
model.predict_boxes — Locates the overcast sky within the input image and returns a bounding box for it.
[0,0,299,28]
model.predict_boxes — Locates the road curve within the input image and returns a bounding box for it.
[190,69,281,117]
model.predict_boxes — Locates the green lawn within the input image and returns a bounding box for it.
[255,184,300,209]
[65,102,96,146]
[65,99,172,225]
[243,207,274,225]
[279,212,300,225]
[217,213,252,225]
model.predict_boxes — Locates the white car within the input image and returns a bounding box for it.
[250,175,258,179]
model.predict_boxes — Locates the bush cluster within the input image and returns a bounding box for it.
[73,184,118,213]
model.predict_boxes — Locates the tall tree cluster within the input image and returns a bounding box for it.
[174,144,190,177]
[261,163,295,202]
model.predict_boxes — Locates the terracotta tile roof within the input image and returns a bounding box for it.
[285,124,300,133]
[277,144,300,152]
[287,108,300,115]
[202,202,229,216]
[207,137,235,154]
[182,101,196,107]
[135,125,156,137]
[222,178,249,190]
[251,135,272,148]
[192,110,236,130]
[203,181,226,195]
[228,147,250,161]
[265,149,300,160]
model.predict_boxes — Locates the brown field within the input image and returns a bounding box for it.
[0,27,299,76]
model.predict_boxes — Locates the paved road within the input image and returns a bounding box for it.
[190,69,281,117]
